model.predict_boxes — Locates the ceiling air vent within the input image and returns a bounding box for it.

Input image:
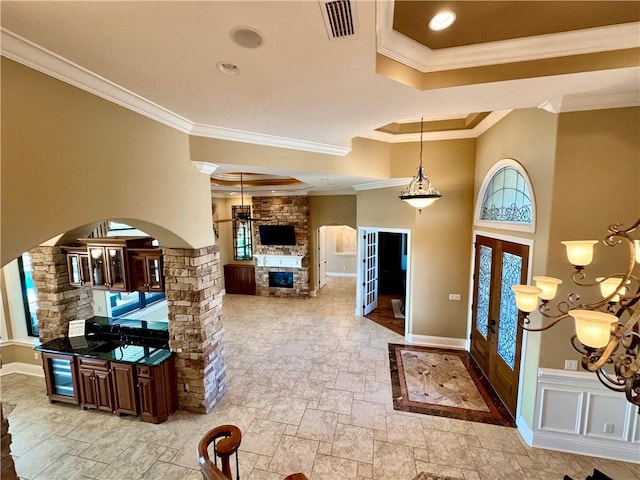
[320,0,357,39]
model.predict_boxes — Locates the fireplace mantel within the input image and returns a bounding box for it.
[254,254,304,268]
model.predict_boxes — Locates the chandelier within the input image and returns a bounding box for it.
[511,218,640,410]
[399,117,442,212]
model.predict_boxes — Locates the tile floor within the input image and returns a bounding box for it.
[2,277,640,480]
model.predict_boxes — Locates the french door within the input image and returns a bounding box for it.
[470,235,529,417]
[362,229,378,315]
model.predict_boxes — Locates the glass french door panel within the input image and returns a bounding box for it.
[497,252,523,369]
[476,245,492,339]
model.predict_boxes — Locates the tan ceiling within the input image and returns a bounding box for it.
[393,1,640,50]
[1,1,638,193]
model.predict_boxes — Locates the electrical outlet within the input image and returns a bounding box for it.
[449,294,461,301]
[564,359,578,370]
[603,423,614,434]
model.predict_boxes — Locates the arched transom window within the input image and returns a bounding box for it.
[475,159,536,233]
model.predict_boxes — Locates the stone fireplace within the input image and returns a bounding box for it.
[252,196,309,298]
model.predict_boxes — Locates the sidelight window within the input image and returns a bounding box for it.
[18,253,39,337]
[232,206,252,261]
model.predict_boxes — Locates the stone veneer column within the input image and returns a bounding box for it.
[29,247,94,343]
[163,246,226,413]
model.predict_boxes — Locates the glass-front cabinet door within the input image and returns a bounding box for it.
[146,255,163,291]
[106,247,127,290]
[89,247,108,288]
[89,246,128,291]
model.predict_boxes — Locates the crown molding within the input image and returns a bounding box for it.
[352,178,411,191]
[190,123,351,156]
[377,1,640,73]
[561,90,640,113]
[0,29,194,133]
[1,28,352,157]
[359,110,512,143]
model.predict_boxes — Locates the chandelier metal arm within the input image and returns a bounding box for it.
[595,367,627,393]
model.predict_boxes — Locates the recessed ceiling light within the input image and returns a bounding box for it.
[229,192,236,195]
[428,11,456,31]
[230,27,264,49]
[217,62,240,75]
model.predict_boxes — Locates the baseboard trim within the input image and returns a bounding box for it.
[326,272,357,278]
[532,430,640,464]
[516,416,534,446]
[404,333,469,350]
[0,362,44,377]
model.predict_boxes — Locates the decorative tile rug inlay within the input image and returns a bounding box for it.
[389,343,516,427]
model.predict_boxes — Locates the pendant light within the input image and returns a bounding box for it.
[399,117,442,212]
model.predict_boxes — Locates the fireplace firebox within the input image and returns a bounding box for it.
[269,272,293,288]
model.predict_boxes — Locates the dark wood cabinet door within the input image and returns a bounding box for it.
[94,369,114,412]
[137,376,157,419]
[224,264,256,295]
[112,363,138,416]
[129,250,164,292]
[79,368,98,409]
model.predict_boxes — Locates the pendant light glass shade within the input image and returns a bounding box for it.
[400,118,441,212]
[569,309,617,348]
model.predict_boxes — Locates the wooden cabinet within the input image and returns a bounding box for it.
[63,237,159,292]
[78,358,113,412]
[129,249,164,292]
[88,245,128,291]
[41,352,80,405]
[111,362,139,416]
[223,264,256,295]
[66,249,91,287]
[136,358,177,424]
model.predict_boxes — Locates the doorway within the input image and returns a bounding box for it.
[357,228,409,337]
[470,235,529,417]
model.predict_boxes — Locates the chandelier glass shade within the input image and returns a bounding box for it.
[511,217,640,410]
[399,118,441,212]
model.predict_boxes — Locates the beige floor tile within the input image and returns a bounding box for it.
[311,454,359,480]
[33,454,107,480]
[350,400,386,431]
[469,446,527,480]
[363,378,392,405]
[386,413,426,448]
[296,408,338,442]
[96,442,167,480]
[572,456,640,480]
[414,460,465,479]
[332,424,374,464]
[471,423,527,455]
[140,461,192,480]
[357,461,373,478]
[317,388,353,415]
[15,434,90,480]
[334,371,366,393]
[248,469,286,480]
[372,440,417,480]
[267,396,308,425]
[240,419,287,457]
[424,430,475,469]
[267,435,318,477]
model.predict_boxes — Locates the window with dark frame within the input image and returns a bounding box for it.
[18,253,39,337]
[232,205,252,261]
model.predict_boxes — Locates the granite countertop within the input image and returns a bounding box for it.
[35,337,173,366]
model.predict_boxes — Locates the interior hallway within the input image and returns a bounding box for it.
[1,277,639,480]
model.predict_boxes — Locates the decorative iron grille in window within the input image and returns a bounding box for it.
[475,159,536,233]
[232,206,252,261]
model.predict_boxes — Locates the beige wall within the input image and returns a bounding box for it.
[358,139,476,339]
[1,58,215,267]
[474,107,559,427]
[1,344,41,366]
[541,107,640,368]
[190,136,392,180]
[308,195,357,292]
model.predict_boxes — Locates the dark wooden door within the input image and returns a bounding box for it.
[470,235,529,416]
[79,368,98,409]
[112,363,138,415]
[94,369,114,412]
[137,376,157,419]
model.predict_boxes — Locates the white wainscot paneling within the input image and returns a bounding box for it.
[538,388,582,434]
[533,368,640,464]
